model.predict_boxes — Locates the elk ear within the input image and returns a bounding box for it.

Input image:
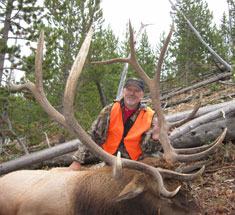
[115,176,144,202]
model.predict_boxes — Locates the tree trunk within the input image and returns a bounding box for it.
[0,0,14,86]
[96,80,107,107]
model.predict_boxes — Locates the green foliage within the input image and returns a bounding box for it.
[0,39,7,53]
[136,30,156,79]
[0,86,52,149]
[0,0,44,85]
[87,26,122,104]
[210,82,218,92]
[170,0,219,85]
[155,31,174,81]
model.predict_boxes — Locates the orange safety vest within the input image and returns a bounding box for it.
[102,102,154,160]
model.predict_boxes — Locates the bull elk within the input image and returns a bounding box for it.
[0,22,227,215]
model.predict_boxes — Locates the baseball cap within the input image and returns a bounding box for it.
[124,78,144,92]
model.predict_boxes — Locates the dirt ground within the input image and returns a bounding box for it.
[164,81,235,215]
[188,142,235,215]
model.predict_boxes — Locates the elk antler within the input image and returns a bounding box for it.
[10,23,226,198]
[61,23,226,197]
[90,20,227,164]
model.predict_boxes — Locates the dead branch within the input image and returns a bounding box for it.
[161,72,232,101]
[1,110,29,155]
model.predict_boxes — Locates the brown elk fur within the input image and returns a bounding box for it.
[0,157,200,215]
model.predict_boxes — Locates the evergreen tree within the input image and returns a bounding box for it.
[1,0,106,148]
[90,26,121,105]
[0,0,43,86]
[39,0,103,110]
[136,30,156,79]
[216,13,231,62]
[154,31,174,82]
[77,25,121,124]
[0,0,44,150]
[170,0,216,85]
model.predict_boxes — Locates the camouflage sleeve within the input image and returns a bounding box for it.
[140,116,162,158]
[72,104,112,163]
[72,143,88,164]
[87,104,112,146]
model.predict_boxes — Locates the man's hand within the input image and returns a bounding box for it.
[152,118,173,140]
[67,161,82,171]
[152,119,160,140]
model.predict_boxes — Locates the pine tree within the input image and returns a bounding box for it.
[217,13,231,61]
[12,0,104,132]
[0,0,43,86]
[155,31,174,82]
[170,0,216,85]
[0,0,43,149]
[136,30,156,79]
[76,25,121,124]
[89,25,121,105]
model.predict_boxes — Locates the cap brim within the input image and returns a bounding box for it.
[125,83,143,91]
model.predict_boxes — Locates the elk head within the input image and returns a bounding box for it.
[10,21,227,198]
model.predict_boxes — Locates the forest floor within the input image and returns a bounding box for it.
[162,80,235,215]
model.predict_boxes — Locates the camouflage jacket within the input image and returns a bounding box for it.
[72,99,161,164]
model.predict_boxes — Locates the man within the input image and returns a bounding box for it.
[68,78,160,171]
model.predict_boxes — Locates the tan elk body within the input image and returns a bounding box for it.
[0,159,201,215]
[0,22,227,215]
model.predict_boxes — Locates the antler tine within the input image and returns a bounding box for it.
[175,130,223,154]
[63,26,114,165]
[10,30,67,128]
[159,165,205,181]
[35,31,44,89]
[145,23,179,164]
[155,23,174,84]
[173,128,227,162]
[119,158,180,197]
[128,20,151,86]
[168,93,202,130]
[90,21,151,87]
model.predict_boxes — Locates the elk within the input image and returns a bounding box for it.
[0,22,227,215]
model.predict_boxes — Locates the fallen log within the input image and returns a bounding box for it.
[170,100,235,148]
[171,111,235,148]
[0,139,80,175]
[36,103,235,167]
[166,100,235,122]
[1,100,235,175]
